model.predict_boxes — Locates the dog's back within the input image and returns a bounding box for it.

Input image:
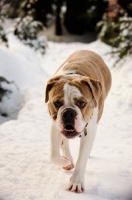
[56,50,111,96]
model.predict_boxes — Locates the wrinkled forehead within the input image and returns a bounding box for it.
[49,78,93,103]
[64,83,82,105]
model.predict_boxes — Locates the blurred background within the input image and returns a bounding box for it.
[0,0,132,47]
[0,0,132,106]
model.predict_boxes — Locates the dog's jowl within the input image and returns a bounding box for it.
[45,50,112,193]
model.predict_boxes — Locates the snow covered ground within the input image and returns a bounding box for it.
[0,34,132,200]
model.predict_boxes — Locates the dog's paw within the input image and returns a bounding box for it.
[63,164,74,171]
[62,156,74,170]
[66,174,84,193]
[66,182,84,193]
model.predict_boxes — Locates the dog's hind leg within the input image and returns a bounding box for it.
[61,138,74,170]
[50,122,73,168]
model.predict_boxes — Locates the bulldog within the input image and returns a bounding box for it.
[45,50,112,193]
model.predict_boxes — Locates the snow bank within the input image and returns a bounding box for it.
[0,34,48,124]
[0,35,132,200]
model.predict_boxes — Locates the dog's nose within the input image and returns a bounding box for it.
[62,108,77,121]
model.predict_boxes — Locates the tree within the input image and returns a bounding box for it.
[0,0,8,46]
[0,77,12,117]
[55,0,63,35]
[0,0,47,54]
[64,0,88,35]
[110,14,132,65]
[86,0,107,31]
[7,0,53,26]
[14,16,47,55]
[63,0,107,34]
[97,0,132,65]
[119,0,132,17]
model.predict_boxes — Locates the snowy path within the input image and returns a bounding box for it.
[0,37,132,200]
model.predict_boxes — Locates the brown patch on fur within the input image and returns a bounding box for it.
[74,97,93,122]
[80,77,102,107]
[54,50,112,122]
[46,76,66,119]
[63,164,74,170]
[46,75,98,122]
[45,75,63,103]
[48,102,58,120]
[46,50,112,122]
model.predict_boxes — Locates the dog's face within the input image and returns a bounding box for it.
[45,75,101,139]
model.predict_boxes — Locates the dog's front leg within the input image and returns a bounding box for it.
[61,138,74,170]
[66,119,97,193]
[50,122,73,168]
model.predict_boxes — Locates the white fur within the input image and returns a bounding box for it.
[54,83,86,133]
[47,50,111,193]
[50,107,98,193]
[64,83,82,105]
[50,122,72,167]
[56,104,86,134]
[67,107,98,192]
[63,83,87,132]
[50,74,99,193]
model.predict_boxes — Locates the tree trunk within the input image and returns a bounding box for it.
[55,0,62,35]
[64,0,87,35]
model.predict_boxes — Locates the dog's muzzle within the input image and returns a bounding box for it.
[61,108,78,138]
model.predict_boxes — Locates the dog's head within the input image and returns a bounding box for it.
[45,75,102,139]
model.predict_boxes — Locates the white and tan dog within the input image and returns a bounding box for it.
[45,50,112,193]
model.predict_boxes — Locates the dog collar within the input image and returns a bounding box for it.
[79,123,88,138]
[65,72,82,76]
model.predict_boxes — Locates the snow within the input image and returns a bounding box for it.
[0,34,132,200]
[0,34,48,124]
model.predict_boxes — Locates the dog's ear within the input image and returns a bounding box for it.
[81,77,102,107]
[45,75,62,103]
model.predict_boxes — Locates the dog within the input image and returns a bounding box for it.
[45,50,112,193]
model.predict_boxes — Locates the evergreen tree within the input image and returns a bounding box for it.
[64,0,107,34]
[0,0,8,46]
[97,7,132,65]
[2,0,47,54]
[14,16,47,54]
[64,0,87,35]
[119,0,132,17]
[0,77,12,117]
[8,0,53,26]
[111,14,132,65]
[55,0,63,35]
[86,0,107,31]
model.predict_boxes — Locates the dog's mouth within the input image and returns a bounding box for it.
[61,125,80,139]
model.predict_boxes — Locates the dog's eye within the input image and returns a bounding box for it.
[77,101,86,108]
[54,101,63,108]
